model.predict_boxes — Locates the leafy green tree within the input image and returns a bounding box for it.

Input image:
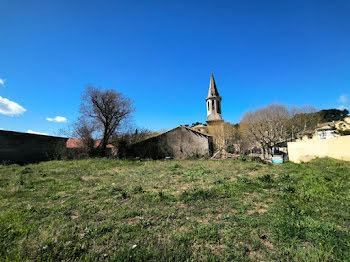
[320,109,349,122]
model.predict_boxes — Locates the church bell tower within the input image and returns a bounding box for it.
[206,73,224,124]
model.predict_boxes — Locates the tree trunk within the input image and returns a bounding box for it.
[261,147,266,160]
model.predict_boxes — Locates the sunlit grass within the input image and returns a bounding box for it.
[0,157,349,261]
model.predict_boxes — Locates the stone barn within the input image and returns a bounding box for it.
[126,125,213,159]
[0,130,68,164]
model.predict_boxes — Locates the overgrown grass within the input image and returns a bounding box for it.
[0,157,349,261]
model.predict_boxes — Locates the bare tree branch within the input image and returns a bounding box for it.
[77,86,135,157]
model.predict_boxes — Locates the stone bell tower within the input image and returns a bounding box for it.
[206,73,224,124]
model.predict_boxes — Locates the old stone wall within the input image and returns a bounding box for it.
[126,126,213,159]
[0,130,68,164]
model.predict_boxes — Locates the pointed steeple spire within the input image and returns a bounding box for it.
[205,73,223,122]
[207,73,220,98]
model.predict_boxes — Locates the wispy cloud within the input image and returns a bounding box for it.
[27,130,48,136]
[339,94,348,104]
[337,94,349,110]
[0,79,4,86]
[46,116,67,123]
[0,96,26,116]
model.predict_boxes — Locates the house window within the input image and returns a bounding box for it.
[318,130,326,139]
[212,100,215,110]
[207,101,209,110]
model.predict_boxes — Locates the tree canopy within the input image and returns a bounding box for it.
[319,109,349,122]
[240,104,321,159]
[78,86,134,156]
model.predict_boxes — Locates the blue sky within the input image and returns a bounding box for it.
[1,0,350,135]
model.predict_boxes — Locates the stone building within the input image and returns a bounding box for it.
[126,125,213,159]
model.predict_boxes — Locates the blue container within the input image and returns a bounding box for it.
[272,156,283,164]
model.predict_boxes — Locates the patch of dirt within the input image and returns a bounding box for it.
[245,233,275,261]
[244,192,259,203]
[257,208,268,214]
[247,170,260,177]
[206,243,227,256]
[70,211,79,220]
[50,168,65,174]
[174,184,192,195]
[257,203,269,213]
[193,214,212,224]
[263,188,276,193]
[81,176,98,182]
[264,239,275,250]
[7,185,21,196]
[249,250,265,261]
[57,191,69,197]
[229,177,237,182]
[177,203,199,211]
[215,213,222,220]
[247,202,269,215]
[124,216,140,225]
[177,225,188,232]
[109,167,123,173]
[247,209,255,215]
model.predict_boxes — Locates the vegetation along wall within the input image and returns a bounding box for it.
[0,130,68,164]
[287,135,350,163]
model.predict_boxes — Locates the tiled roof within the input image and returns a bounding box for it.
[66,138,114,148]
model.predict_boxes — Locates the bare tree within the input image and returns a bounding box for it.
[208,123,241,152]
[234,126,255,154]
[240,104,291,159]
[289,106,322,140]
[79,86,134,156]
[73,117,96,156]
[208,123,231,152]
[240,104,322,159]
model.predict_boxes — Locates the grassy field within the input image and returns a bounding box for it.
[0,157,350,261]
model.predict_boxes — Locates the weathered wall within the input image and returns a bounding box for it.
[0,130,68,164]
[127,126,213,159]
[193,121,225,152]
[206,120,225,135]
[287,135,350,163]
